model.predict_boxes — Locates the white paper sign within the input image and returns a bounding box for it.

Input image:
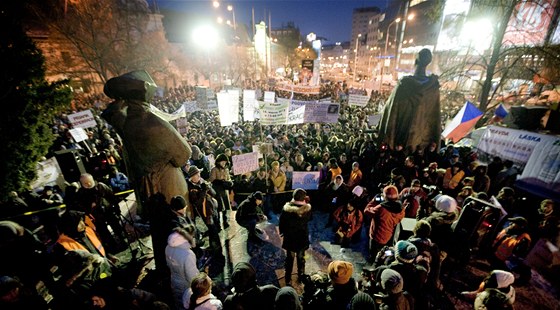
[252,145,264,158]
[69,127,88,142]
[232,152,259,175]
[258,101,289,125]
[264,91,276,103]
[368,114,382,127]
[67,110,97,128]
[287,105,305,124]
[243,89,257,122]
[217,92,239,126]
[348,94,370,107]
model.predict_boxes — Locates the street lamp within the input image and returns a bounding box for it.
[379,18,400,90]
[353,33,362,82]
[227,4,236,31]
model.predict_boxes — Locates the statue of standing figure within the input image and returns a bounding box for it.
[102,71,192,274]
[378,48,441,150]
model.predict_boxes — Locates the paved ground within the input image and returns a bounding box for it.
[117,197,560,309]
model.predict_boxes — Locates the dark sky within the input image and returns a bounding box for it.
[155,0,390,43]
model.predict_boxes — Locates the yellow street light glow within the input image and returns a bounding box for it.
[213,1,220,8]
[408,14,415,20]
[217,17,223,24]
[227,4,233,11]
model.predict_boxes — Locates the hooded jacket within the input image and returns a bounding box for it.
[366,199,405,245]
[279,200,312,251]
[166,231,198,310]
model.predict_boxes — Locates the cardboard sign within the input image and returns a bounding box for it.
[232,152,259,175]
[69,127,88,142]
[67,110,97,129]
[292,171,320,190]
[348,94,370,107]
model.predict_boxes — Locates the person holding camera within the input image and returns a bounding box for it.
[364,185,405,264]
[399,179,428,218]
[209,153,233,229]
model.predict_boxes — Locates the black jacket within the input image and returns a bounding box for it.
[279,200,312,251]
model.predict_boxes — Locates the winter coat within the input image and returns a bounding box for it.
[326,278,359,310]
[333,207,364,238]
[183,291,223,310]
[379,291,415,310]
[365,200,405,245]
[223,285,279,310]
[270,170,287,192]
[166,231,198,310]
[209,166,232,212]
[279,200,312,251]
[425,211,458,253]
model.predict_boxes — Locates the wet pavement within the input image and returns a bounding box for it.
[117,196,560,309]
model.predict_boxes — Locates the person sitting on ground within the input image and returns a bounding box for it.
[223,262,279,310]
[461,270,516,306]
[332,199,364,247]
[491,217,532,284]
[183,272,222,310]
[108,166,130,193]
[326,260,358,310]
[56,210,120,264]
[473,288,513,310]
[235,191,267,240]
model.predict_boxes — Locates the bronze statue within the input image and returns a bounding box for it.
[378,48,441,150]
[101,70,191,208]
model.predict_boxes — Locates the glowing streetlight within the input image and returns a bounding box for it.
[212,1,220,8]
[192,25,219,50]
[227,4,236,30]
[354,33,362,82]
[217,17,223,24]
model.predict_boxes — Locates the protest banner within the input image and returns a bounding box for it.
[348,94,370,107]
[292,171,320,190]
[232,152,259,175]
[183,101,201,113]
[243,89,257,121]
[31,157,63,190]
[196,86,208,109]
[258,100,289,125]
[69,127,88,142]
[217,91,239,126]
[517,136,560,201]
[368,114,382,127]
[264,91,276,103]
[149,104,186,121]
[287,105,305,124]
[67,110,97,129]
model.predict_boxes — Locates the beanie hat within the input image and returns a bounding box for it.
[380,269,404,294]
[293,188,307,201]
[395,240,418,263]
[327,260,354,285]
[491,270,515,288]
[188,166,202,178]
[435,195,458,213]
[383,185,399,200]
[170,195,187,211]
[274,286,303,310]
[413,219,432,238]
[349,292,376,310]
[231,262,257,293]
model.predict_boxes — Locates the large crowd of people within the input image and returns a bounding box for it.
[1,79,558,310]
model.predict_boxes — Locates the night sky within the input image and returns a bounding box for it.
[155,0,390,43]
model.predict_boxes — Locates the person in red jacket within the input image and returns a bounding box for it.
[364,185,405,263]
[333,199,364,247]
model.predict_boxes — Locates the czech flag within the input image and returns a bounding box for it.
[442,101,483,142]
[494,103,508,118]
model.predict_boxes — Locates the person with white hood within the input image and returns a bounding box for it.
[461,269,516,306]
[166,225,198,310]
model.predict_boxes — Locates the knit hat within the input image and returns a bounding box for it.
[170,195,187,211]
[435,195,458,213]
[395,240,418,263]
[349,292,376,310]
[293,188,307,202]
[274,286,303,310]
[231,262,257,293]
[188,166,202,178]
[352,185,364,197]
[380,269,404,294]
[491,270,515,288]
[327,260,354,285]
[383,185,399,200]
